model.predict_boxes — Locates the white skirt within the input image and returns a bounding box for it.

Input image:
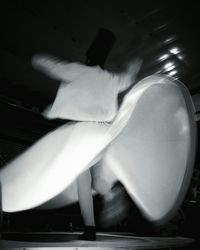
[0,75,196,224]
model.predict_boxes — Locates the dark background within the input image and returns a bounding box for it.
[0,0,200,248]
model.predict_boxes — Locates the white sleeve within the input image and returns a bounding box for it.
[118,59,142,92]
[32,54,89,82]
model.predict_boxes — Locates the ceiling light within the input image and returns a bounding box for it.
[170,47,180,55]
[164,37,174,44]
[168,70,177,76]
[165,65,175,71]
[177,54,184,60]
[164,62,174,69]
[159,54,169,61]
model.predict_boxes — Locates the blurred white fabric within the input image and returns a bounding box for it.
[32,55,141,122]
[0,57,196,224]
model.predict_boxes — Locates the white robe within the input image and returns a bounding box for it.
[32,55,140,122]
[0,57,196,224]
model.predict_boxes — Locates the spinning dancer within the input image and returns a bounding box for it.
[0,55,196,242]
[33,55,141,240]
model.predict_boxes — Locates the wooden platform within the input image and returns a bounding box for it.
[0,232,195,249]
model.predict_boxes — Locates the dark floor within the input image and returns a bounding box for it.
[0,232,196,250]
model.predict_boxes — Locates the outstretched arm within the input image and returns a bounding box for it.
[32,54,89,82]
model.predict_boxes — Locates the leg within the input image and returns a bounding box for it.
[77,169,95,226]
[77,169,96,240]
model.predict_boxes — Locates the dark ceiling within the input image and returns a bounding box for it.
[0,0,200,97]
